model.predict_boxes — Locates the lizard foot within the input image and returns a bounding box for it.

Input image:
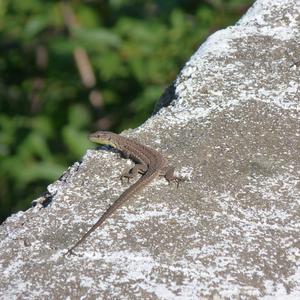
[63,248,79,257]
[169,176,185,189]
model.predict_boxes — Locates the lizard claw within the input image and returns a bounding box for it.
[63,248,79,257]
[170,177,185,189]
[120,175,130,184]
[63,250,73,257]
[176,178,183,189]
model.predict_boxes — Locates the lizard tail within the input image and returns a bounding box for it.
[64,171,157,256]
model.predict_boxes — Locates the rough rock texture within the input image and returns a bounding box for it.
[1,0,299,299]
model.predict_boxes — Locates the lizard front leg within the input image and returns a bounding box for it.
[120,163,148,183]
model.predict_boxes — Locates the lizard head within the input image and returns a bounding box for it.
[89,131,118,148]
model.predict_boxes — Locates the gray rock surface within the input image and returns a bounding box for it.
[1,0,299,299]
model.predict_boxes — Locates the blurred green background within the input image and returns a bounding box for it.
[0,0,252,223]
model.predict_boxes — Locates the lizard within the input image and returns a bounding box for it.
[64,131,182,256]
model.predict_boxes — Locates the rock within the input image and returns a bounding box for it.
[1,0,299,298]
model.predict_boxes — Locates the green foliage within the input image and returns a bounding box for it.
[0,0,253,222]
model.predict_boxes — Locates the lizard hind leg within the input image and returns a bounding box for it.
[163,166,185,188]
[120,163,148,184]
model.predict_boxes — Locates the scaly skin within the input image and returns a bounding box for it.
[64,131,181,256]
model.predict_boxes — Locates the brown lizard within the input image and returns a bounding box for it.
[64,131,182,256]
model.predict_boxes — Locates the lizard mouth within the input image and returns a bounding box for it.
[88,133,98,141]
